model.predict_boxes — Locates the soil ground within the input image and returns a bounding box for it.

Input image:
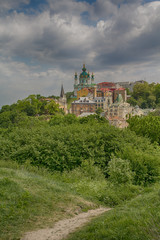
[21,207,111,240]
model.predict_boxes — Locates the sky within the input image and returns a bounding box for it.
[1,0,160,107]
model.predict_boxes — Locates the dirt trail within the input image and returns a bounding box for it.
[21,207,111,240]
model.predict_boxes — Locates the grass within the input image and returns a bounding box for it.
[67,184,160,240]
[0,160,158,240]
[0,161,97,240]
[56,167,143,206]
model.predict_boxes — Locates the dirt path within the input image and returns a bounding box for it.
[21,207,111,240]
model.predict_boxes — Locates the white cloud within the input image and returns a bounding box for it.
[1,0,160,106]
[0,10,95,65]
[0,58,73,107]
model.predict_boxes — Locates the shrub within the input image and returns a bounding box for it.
[108,156,134,184]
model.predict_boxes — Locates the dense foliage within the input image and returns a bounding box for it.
[128,81,160,108]
[0,94,62,120]
[0,114,159,186]
[127,115,160,144]
[0,97,160,240]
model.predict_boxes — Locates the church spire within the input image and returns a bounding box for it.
[60,84,65,98]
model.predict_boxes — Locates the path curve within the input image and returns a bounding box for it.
[21,207,111,240]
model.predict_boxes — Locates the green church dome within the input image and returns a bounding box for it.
[80,64,89,78]
[80,72,89,77]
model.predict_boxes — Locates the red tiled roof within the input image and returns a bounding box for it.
[98,82,116,87]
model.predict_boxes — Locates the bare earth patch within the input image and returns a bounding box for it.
[21,207,111,240]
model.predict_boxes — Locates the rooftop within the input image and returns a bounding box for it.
[73,97,95,104]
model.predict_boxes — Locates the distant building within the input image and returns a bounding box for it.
[94,97,112,111]
[132,105,145,116]
[117,80,146,92]
[105,94,132,128]
[113,88,127,102]
[71,97,96,116]
[72,65,129,118]
[97,82,127,103]
[97,82,116,89]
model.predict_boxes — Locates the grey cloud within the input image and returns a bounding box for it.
[92,1,160,68]
[111,0,141,5]
[0,10,93,71]
[1,0,160,70]
[47,0,89,16]
[89,0,118,20]
[88,0,141,20]
[0,0,29,12]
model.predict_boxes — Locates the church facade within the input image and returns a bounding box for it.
[74,64,96,96]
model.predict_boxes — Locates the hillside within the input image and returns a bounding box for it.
[67,184,160,240]
[0,113,160,239]
[0,161,98,240]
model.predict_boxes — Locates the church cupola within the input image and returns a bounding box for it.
[91,72,94,83]
[74,72,78,85]
[87,71,90,84]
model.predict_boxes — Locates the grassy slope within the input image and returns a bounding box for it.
[0,159,144,240]
[0,161,97,240]
[0,160,159,240]
[67,184,160,240]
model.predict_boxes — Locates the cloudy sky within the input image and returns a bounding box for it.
[0,0,160,107]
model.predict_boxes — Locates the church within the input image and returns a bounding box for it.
[74,64,96,96]
[72,64,127,117]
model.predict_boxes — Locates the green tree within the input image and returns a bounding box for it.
[96,107,103,115]
[129,82,157,108]
[45,100,60,115]
[132,82,150,100]
[127,97,137,106]
[154,83,160,104]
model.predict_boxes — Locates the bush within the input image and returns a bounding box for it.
[127,115,160,144]
[108,156,134,184]
[0,120,159,185]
